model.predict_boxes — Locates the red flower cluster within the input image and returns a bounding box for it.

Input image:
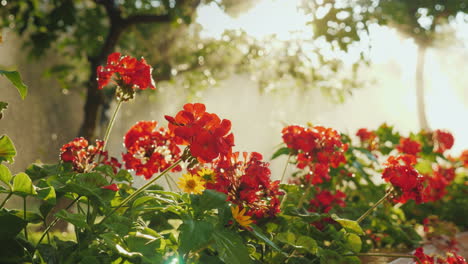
[308,189,346,213]
[205,152,282,220]
[397,137,422,156]
[97,52,155,91]
[356,128,377,150]
[413,247,467,264]
[423,166,454,202]
[459,150,468,167]
[382,155,425,204]
[60,137,121,173]
[165,103,234,163]
[356,128,376,142]
[122,121,181,180]
[433,130,455,153]
[282,125,347,184]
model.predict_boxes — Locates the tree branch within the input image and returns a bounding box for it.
[125,14,172,26]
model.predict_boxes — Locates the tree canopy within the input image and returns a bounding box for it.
[1,0,365,138]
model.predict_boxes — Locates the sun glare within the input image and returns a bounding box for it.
[197,0,468,154]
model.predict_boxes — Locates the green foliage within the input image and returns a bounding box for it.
[0,70,28,99]
[213,229,253,264]
[0,101,7,120]
[331,215,365,235]
[306,0,468,51]
[0,135,17,163]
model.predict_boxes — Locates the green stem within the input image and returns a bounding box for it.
[280,154,292,183]
[35,196,81,247]
[165,175,174,191]
[99,159,182,225]
[356,188,393,223]
[168,174,180,191]
[0,192,12,208]
[86,199,90,225]
[23,197,28,241]
[350,253,421,264]
[297,183,312,209]
[43,219,50,244]
[102,100,123,152]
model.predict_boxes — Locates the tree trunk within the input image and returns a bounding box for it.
[78,66,104,140]
[416,45,430,131]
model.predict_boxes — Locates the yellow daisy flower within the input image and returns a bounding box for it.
[178,173,206,195]
[197,168,216,183]
[231,205,253,228]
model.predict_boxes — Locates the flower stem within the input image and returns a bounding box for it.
[350,253,421,264]
[23,197,28,241]
[35,196,81,247]
[165,175,174,191]
[280,154,291,184]
[356,187,393,223]
[102,100,123,152]
[0,192,12,208]
[297,183,312,209]
[99,159,182,224]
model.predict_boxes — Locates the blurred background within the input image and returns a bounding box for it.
[1,0,468,179]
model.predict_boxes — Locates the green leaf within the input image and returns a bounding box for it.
[213,229,253,264]
[0,101,7,120]
[271,147,291,160]
[0,209,27,239]
[0,164,12,188]
[277,232,296,245]
[250,225,284,254]
[277,232,318,255]
[114,169,133,183]
[36,180,56,204]
[12,173,37,196]
[0,238,29,263]
[10,210,42,224]
[125,231,164,263]
[191,189,228,213]
[331,215,364,235]
[63,173,113,205]
[295,236,318,254]
[179,219,214,254]
[0,70,28,99]
[0,135,16,163]
[25,163,62,181]
[415,160,433,174]
[345,233,362,253]
[55,209,88,229]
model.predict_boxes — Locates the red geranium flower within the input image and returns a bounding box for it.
[122,121,181,179]
[165,103,234,163]
[422,166,455,202]
[433,130,454,153]
[60,137,121,173]
[97,52,155,90]
[459,150,468,168]
[282,125,347,184]
[205,152,283,220]
[414,247,435,264]
[413,247,467,264]
[356,128,378,150]
[382,155,425,204]
[309,189,346,213]
[445,252,467,264]
[97,53,155,101]
[397,137,422,156]
[356,128,376,142]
